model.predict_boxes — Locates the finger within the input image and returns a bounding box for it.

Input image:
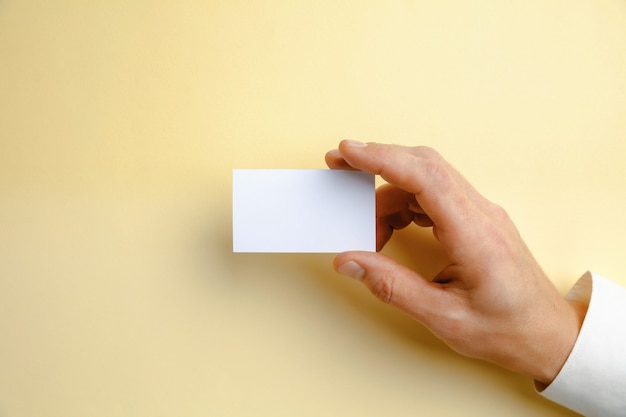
[375,183,437,249]
[334,251,443,324]
[413,213,434,228]
[337,140,480,239]
[376,216,393,251]
[377,185,413,227]
[325,148,357,170]
[377,184,434,225]
[376,211,434,249]
[376,185,433,225]
[375,184,415,250]
[339,141,483,204]
[376,183,415,218]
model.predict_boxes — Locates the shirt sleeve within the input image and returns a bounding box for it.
[539,271,626,417]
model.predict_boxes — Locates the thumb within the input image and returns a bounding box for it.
[334,251,440,320]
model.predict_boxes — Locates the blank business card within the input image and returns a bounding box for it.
[232,169,375,253]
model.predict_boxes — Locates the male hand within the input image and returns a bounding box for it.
[325,140,585,386]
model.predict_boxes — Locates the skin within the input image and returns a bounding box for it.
[325,140,587,387]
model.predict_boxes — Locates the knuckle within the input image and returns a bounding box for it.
[424,158,452,182]
[366,275,395,304]
[487,201,510,220]
[413,145,442,160]
[373,145,397,178]
[420,159,460,199]
[480,205,522,258]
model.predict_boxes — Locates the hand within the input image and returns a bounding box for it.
[325,140,586,386]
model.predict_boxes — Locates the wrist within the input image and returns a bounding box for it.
[533,299,586,388]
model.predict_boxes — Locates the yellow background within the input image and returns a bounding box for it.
[1,1,625,416]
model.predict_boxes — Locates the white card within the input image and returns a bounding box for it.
[232,169,375,253]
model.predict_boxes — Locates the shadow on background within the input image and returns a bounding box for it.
[296,225,577,415]
[205,212,577,416]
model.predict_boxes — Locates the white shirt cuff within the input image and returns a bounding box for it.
[539,271,626,417]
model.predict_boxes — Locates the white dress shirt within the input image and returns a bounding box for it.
[540,272,626,417]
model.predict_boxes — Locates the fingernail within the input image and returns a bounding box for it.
[337,260,365,280]
[343,139,367,147]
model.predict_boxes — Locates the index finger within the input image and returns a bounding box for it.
[335,140,483,240]
[325,148,356,171]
